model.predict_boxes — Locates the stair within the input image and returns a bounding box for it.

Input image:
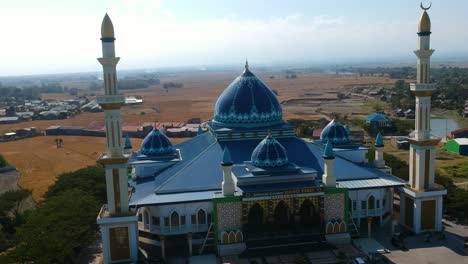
[348,213,360,238]
[198,222,215,255]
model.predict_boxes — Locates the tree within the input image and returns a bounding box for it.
[10,190,101,264]
[0,154,7,168]
[45,165,106,203]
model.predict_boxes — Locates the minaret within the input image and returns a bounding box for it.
[124,134,133,154]
[400,3,446,234]
[96,14,138,264]
[374,132,385,168]
[322,141,336,188]
[408,4,438,191]
[97,13,128,215]
[221,147,235,196]
[197,125,203,136]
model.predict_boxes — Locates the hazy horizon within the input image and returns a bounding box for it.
[2,0,468,76]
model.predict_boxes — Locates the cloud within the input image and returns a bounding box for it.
[0,0,467,75]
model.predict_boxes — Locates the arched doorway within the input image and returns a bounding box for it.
[274,201,289,226]
[299,199,319,226]
[248,203,264,225]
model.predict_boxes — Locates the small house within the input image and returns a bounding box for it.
[444,138,468,155]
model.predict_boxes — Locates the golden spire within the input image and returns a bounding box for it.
[418,2,431,32]
[101,13,115,38]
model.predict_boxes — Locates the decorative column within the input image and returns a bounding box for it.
[399,4,447,234]
[187,233,193,257]
[322,141,336,188]
[95,14,138,264]
[221,147,235,196]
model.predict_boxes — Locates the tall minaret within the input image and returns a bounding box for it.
[400,3,446,234]
[97,13,128,215]
[96,14,138,264]
[408,4,438,191]
[322,141,336,188]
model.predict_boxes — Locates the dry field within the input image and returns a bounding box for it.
[0,136,187,201]
[0,71,394,133]
[0,70,397,200]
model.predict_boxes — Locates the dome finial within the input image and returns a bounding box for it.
[420,1,431,11]
[375,132,384,147]
[323,141,335,159]
[245,57,249,70]
[222,147,233,166]
[101,13,115,39]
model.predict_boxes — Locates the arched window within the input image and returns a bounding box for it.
[333,222,340,233]
[170,211,179,227]
[326,222,334,234]
[143,210,150,228]
[339,221,347,233]
[222,232,229,244]
[228,231,236,244]
[235,231,243,243]
[368,195,375,210]
[197,208,207,225]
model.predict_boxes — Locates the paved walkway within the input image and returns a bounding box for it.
[369,219,468,264]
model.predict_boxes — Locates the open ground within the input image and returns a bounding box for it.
[0,71,396,200]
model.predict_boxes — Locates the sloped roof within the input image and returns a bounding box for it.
[129,132,407,206]
[366,113,390,122]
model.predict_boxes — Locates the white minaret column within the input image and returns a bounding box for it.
[98,14,124,159]
[96,14,129,215]
[221,147,236,196]
[374,132,385,168]
[408,7,438,191]
[96,14,139,264]
[399,4,446,235]
[322,141,336,188]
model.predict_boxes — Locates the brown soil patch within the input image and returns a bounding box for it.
[0,136,187,201]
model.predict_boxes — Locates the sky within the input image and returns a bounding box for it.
[0,0,467,76]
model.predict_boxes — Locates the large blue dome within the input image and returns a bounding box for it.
[141,128,174,156]
[251,135,288,168]
[320,119,350,145]
[213,64,283,128]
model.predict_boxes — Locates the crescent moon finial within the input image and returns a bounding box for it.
[420,1,432,11]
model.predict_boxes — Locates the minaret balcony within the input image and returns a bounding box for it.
[97,94,125,107]
[410,83,436,92]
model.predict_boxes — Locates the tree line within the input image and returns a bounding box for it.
[0,165,106,263]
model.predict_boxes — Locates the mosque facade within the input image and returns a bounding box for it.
[95,5,445,264]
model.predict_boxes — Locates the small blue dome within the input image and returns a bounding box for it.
[251,135,288,168]
[320,119,350,145]
[213,64,283,128]
[140,128,174,156]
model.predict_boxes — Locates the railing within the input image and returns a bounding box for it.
[138,222,210,235]
[96,94,125,104]
[352,208,383,218]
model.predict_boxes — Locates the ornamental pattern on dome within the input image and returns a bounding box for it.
[214,66,283,128]
[320,119,350,145]
[140,128,174,156]
[251,135,288,168]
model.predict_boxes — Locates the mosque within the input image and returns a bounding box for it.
[95,4,445,264]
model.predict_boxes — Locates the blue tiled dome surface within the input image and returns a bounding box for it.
[320,119,350,145]
[141,128,174,156]
[214,67,283,128]
[251,135,288,168]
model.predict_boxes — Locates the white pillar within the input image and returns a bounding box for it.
[414,199,421,233]
[323,158,336,188]
[187,233,193,257]
[161,236,166,261]
[436,197,443,231]
[399,194,405,226]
